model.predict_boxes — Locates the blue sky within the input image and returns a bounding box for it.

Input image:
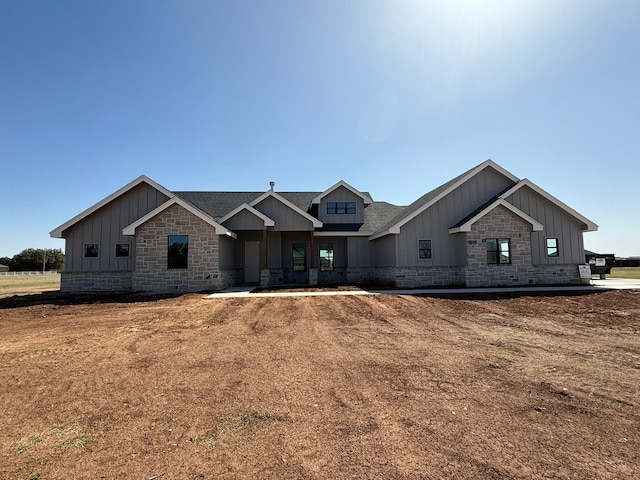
[1,0,638,258]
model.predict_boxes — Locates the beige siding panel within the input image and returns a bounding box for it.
[254,196,313,231]
[318,186,365,224]
[63,183,170,272]
[505,185,586,265]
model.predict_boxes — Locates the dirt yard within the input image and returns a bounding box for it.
[1,289,638,479]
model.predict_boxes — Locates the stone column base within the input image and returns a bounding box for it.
[260,269,270,287]
[309,267,318,286]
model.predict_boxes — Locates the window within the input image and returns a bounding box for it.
[546,238,559,257]
[84,243,99,258]
[168,235,188,269]
[319,243,334,271]
[418,239,432,259]
[327,202,356,215]
[292,243,306,271]
[115,243,130,257]
[486,238,511,264]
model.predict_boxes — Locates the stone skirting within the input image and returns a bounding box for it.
[533,264,581,285]
[60,271,132,293]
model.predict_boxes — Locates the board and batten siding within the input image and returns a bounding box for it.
[396,167,515,267]
[505,185,586,265]
[347,237,377,267]
[253,196,313,231]
[317,186,365,225]
[63,183,170,272]
[222,209,268,230]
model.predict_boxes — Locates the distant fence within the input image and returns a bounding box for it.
[0,271,59,276]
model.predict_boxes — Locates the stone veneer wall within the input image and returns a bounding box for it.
[60,271,133,293]
[534,264,580,285]
[464,206,535,287]
[132,204,232,293]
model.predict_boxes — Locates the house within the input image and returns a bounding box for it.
[50,160,597,293]
[0,264,9,273]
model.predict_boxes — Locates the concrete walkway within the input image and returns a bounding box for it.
[206,278,640,299]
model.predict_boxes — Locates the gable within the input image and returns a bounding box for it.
[502,180,597,232]
[219,203,275,230]
[250,191,322,230]
[449,199,544,233]
[51,176,173,238]
[311,180,372,205]
[371,160,517,240]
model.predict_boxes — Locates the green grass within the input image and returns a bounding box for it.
[0,273,61,291]
[608,267,640,279]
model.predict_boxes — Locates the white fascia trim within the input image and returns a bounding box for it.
[250,191,323,228]
[50,175,174,238]
[314,231,373,237]
[369,159,519,241]
[122,197,237,238]
[448,199,544,234]
[500,179,598,232]
[218,203,275,227]
[311,180,373,205]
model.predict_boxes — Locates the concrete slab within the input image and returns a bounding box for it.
[206,278,639,299]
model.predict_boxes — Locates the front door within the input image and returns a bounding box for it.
[244,241,260,283]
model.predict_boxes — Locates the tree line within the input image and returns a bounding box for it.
[0,248,65,271]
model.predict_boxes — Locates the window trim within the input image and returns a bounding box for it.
[486,238,511,264]
[546,237,559,257]
[319,243,334,271]
[83,243,99,258]
[292,242,307,272]
[418,239,432,259]
[168,235,189,270]
[115,243,130,258]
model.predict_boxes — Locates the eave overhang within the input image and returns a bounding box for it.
[50,175,174,238]
[500,179,598,232]
[448,199,544,234]
[218,203,276,227]
[122,197,237,238]
[311,180,373,205]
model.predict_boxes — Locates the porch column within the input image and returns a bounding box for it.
[260,228,270,287]
[309,231,318,286]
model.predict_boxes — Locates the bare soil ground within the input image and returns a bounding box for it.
[1,289,639,480]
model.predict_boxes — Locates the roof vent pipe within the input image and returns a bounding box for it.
[269,181,275,191]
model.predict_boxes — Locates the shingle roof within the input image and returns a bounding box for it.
[173,190,403,233]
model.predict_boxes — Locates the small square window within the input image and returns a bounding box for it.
[115,243,130,257]
[546,238,559,257]
[418,239,432,259]
[84,243,99,258]
[486,238,510,264]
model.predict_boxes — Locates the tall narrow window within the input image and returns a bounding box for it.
[292,243,306,272]
[168,235,188,269]
[418,239,432,259]
[546,238,559,257]
[486,238,510,264]
[319,243,334,271]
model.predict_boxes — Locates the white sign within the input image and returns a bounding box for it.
[595,258,606,267]
[578,264,592,278]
